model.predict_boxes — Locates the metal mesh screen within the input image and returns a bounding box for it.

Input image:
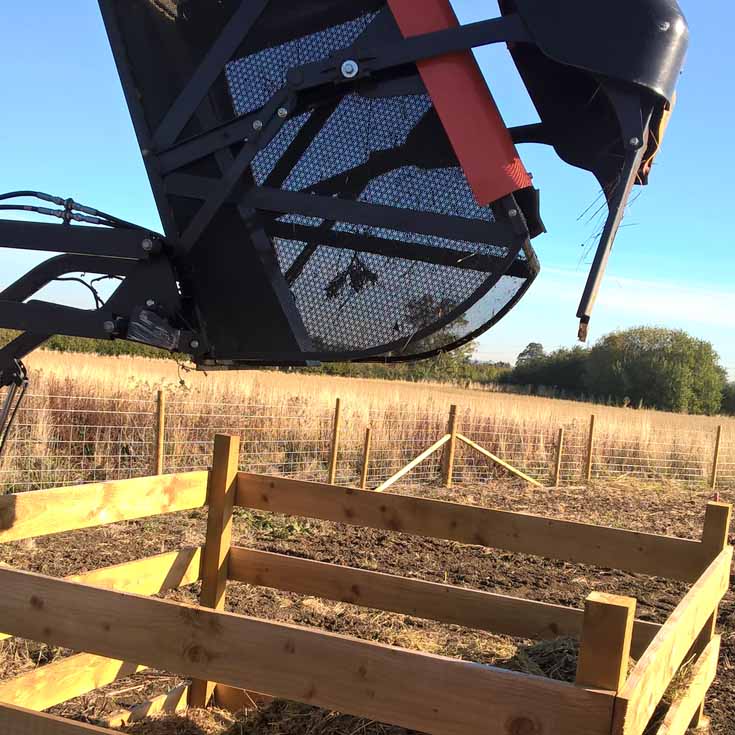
[222,5,538,360]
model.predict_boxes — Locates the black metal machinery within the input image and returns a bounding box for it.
[0,0,689,446]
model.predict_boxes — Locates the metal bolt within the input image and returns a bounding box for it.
[252,119,263,131]
[508,209,518,218]
[141,238,154,252]
[659,20,671,31]
[190,339,200,350]
[103,321,116,334]
[277,107,289,119]
[629,136,641,148]
[145,299,156,308]
[341,59,359,79]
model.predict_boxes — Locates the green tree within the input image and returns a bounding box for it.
[516,342,545,366]
[723,383,735,415]
[585,327,725,414]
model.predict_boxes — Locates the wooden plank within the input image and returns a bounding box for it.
[710,426,722,490]
[236,474,709,582]
[214,684,274,713]
[360,428,372,491]
[585,414,596,482]
[553,427,565,488]
[456,434,543,487]
[576,592,636,692]
[154,389,166,475]
[613,546,733,735]
[374,435,449,493]
[0,702,119,734]
[190,435,239,708]
[229,547,659,657]
[655,636,721,735]
[0,566,615,735]
[0,471,209,543]
[102,684,189,728]
[0,654,146,713]
[0,547,202,642]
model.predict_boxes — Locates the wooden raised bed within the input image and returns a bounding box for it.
[0,434,731,735]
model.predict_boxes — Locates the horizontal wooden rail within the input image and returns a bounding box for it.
[0,565,614,735]
[229,547,659,657]
[236,474,710,581]
[0,702,119,734]
[0,654,147,713]
[102,684,189,728]
[374,434,449,493]
[654,636,721,735]
[613,546,733,735]
[456,433,543,487]
[0,546,202,642]
[0,471,209,543]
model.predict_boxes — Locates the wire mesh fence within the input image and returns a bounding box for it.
[0,390,733,493]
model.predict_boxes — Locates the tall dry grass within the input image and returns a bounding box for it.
[0,350,733,492]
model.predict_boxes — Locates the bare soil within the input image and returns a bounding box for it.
[0,480,732,734]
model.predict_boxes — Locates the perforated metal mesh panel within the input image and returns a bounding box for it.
[222,3,538,360]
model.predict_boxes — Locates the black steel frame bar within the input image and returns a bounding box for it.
[0,300,114,339]
[151,0,271,149]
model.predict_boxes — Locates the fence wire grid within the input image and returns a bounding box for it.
[0,393,733,493]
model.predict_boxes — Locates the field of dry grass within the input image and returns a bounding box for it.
[0,350,733,492]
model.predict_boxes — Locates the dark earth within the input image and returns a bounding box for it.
[0,479,732,734]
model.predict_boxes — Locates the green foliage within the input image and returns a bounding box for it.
[516,342,545,365]
[506,346,590,393]
[721,383,735,416]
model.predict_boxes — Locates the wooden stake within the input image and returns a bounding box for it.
[553,427,565,488]
[576,591,636,692]
[328,398,341,485]
[154,389,166,475]
[584,414,596,483]
[456,434,543,488]
[689,501,732,729]
[189,434,240,709]
[710,425,723,491]
[441,405,458,488]
[360,427,372,490]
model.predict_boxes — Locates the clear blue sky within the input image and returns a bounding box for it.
[1,2,733,373]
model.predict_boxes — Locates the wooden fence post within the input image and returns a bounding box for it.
[576,591,636,692]
[360,428,372,490]
[584,414,596,483]
[553,427,565,488]
[688,501,732,729]
[710,425,723,491]
[441,405,458,488]
[154,390,165,476]
[328,398,341,485]
[189,433,240,708]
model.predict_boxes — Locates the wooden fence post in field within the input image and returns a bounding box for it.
[441,405,459,488]
[576,591,636,692]
[328,398,341,485]
[584,414,596,483]
[189,433,240,708]
[553,427,565,488]
[710,425,723,491]
[360,428,372,490]
[688,501,731,729]
[154,389,166,475]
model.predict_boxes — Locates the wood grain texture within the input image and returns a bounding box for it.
[0,547,202,642]
[0,566,614,735]
[0,703,118,734]
[229,547,659,656]
[0,472,208,543]
[0,654,145,712]
[456,434,543,487]
[214,684,273,713]
[374,435,449,493]
[613,546,733,735]
[236,473,708,581]
[654,636,720,735]
[102,684,189,728]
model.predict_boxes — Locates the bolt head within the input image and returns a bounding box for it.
[141,238,154,252]
[252,119,263,131]
[659,20,671,31]
[145,299,156,308]
[103,321,116,334]
[277,107,289,119]
[190,339,201,350]
[341,59,359,79]
[629,136,641,148]
[508,208,518,218]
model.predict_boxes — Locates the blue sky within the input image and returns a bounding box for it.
[1,2,733,373]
